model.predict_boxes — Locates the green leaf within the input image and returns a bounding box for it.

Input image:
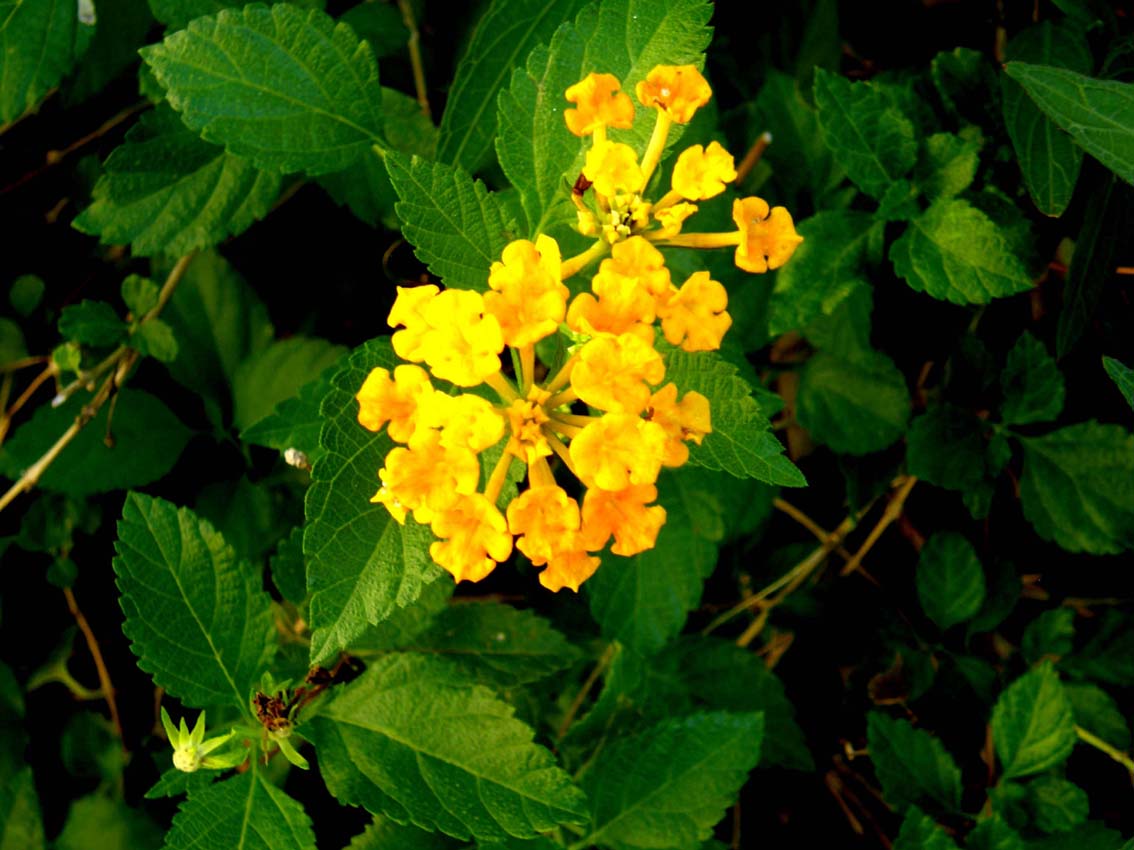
[9,274,45,317]
[348,578,453,654]
[58,300,127,347]
[1027,823,1127,850]
[0,768,44,850]
[0,0,81,127]
[768,210,874,335]
[1065,610,1134,686]
[586,469,720,654]
[147,0,230,29]
[233,336,347,432]
[991,662,1077,780]
[1004,62,1134,185]
[134,320,179,363]
[967,816,1025,850]
[113,492,275,710]
[1065,682,1130,750]
[161,252,274,417]
[812,68,917,199]
[145,766,215,800]
[163,770,316,850]
[0,319,27,365]
[241,358,341,461]
[1102,356,1134,411]
[906,404,989,493]
[892,807,959,850]
[497,0,713,236]
[0,388,192,495]
[337,3,407,62]
[1002,23,1092,216]
[915,132,981,200]
[796,350,910,455]
[384,152,518,291]
[304,338,442,667]
[1001,332,1065,425]
[55,795,161,850]
[890,198,1034,305]
[866,713,963,813]
[142,4,384,175]
[268,527,306,605]
[1022,609,1075,665]
[407,602,579,687]
[74,106,280,257]
[65,0,155,104]
[1028,776,1088,834]
[121,275,159,315]
[916,532,986,631]
[308,654,588,841]
[581,712,763,850]
[437,0,588,174]
[659,346,804,486]
[347,815,462,850]
[1018,421,1134,554]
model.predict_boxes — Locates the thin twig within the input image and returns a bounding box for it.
[1076,725,1134,781]
[734,131,772,184]
[64,587,125,747]
[0,362,58,445]
[0,355,50,374]
[774,498,853,560]
[397,0,431,120]
[840,477,918,576]
[557,644,614,739]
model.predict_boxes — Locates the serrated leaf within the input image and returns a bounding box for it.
[407,602,579,687]
[991,662,1077,780]
[437,0,588,174]
[1004,62,1134,185]
[967,816,1025,850]
[163,770,316,850]
[867,712,963,813]
[54,794,162,850]
[241,355,343,461]
[304,338,443,667]
[0,388,191,495]
[1027,823,1127,850]
[906,404,989,493]
[812,68,917,199]
[497,0,713,236]
[161,252,274,417]
[308,654,588,841]
[233,336,346,432]
[338,3,406,61]
[58,300,127,347]
[142,4,384,175]
[582,711,763,850]
[1029,776,1088,834]
[113,492,275,710]
[134,320,179,363]
[268,527,306,605]
[1065,609,1134,686]
[1103,356,1134,411]
[916,532,986,631]
[144,766,216,800]
[384,152,517,291]
[1001,332,1065,425]
[73,106,280,256]
[1022,609,1075,665]
[347,815,461,850]
[915,132,980,200]
[768,210,873,335]
[1018,421,1134,554]
[121,275,159,315]
[1002,23,1092,216]
[0,0,80,127]
[796,350,910,455]
[586,470,719,654]
[65,0,155,105]
[1065,682,1130,750]
[660,346,804,486]
[892,807,959,850]
[0,768,44,850]
[348,578,453,654]
[890,198,1034,304]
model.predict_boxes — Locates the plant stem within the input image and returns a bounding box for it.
[64,586,125,747]
[397,0,431,120]
[557,644,614,739]
[1076,725,1134,780]
[839,477,917,576]
[734,131,772,185]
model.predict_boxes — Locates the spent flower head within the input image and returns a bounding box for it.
[356,64,803,592]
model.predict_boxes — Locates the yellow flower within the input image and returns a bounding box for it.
[635,64,712,124]
[389,287,505,387]
[565,72,635,137]
[430,494,513,583]
[584,140,644,197]
[566,263,657,341]
[355,364,434,443]
[657,271,731,352]
[645,383,711,467]
[506,485,582,565]
[485,235,568,348]
[538,549,601,592]
[424,393,506,453]
[605,236,674,305]
[571,332,666,414]
[372,430,480,525]
[387,284,439,362]
[672,141,736,200]
[732,196,804,273]
[569,412,667,491]
[654,202,698,237]
[505,388,553,464]
[581,484,666,556]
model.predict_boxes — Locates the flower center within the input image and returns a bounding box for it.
[506,387,554,464]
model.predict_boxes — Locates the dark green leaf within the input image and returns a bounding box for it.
[812,68,917,199]
[1065,610,1134,686]
[65,0,155,104]
[241,359,341,461]
[0,0,82,127]
[308,654,588,841]
[347,815,462,850]
[867,713,963,813]
[142,4,384,175]
[114,492,275,710]
[269,527,306,605]
[0,319,27,364]
[134,320,179,363]
[916,532,986,631]
[233,336,347,432]
[1022,609,1075,665]
[0,768,44,850]
[1102,356,1134,411]
[304,338,442,666]
[55,795,162,850]
[145,767,216,800]
[1028,776,1088,834]
[0,389,192,495]
[890,199,1033,305]
[58,300,127,347]
[906,404,989,493]
[991,662,1077,780]
[581,712,763,850]
[915,132,981,200]
[384,152,518,291]
[74,106,280,257]
[796,350,910,455]
[967,816,1025,850]
[1002,22,1092,216]
[1001,332,1065,425]
[1004,63,1134,185]
[348,578,453,654]
[1018,421,1134,554]
[892,807,959,850]
[9,274,45,317]
[121,275,159,315]
[1027,823,1126,850]
[437,0,588,174]
[1065,682,1130,750]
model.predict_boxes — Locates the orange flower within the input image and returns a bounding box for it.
[505,387,553,464]
[355,364,433,443]
[506,485,582,565]
[635,64,712,124]
[372,430,480,525]
[485,236,568,348]
[539,549,601,592]
[565,72,635,137]
[566,264,657,342]
[584,140,644,197]
[672,141,736,200]
[732,197,804,273]
[581,484,667,556]
[657,271,731,352]
[654,202,698,237]
[569,413,667,491]
[645,383,711,466]
[604,236,674,307]
[571,333,665,414]
[429,494,513,583]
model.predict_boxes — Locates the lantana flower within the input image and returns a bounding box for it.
[356,63,803,593]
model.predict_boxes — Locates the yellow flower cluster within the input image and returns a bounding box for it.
[356,65,803,592]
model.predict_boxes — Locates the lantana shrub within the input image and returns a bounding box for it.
[2,2,1134,850]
